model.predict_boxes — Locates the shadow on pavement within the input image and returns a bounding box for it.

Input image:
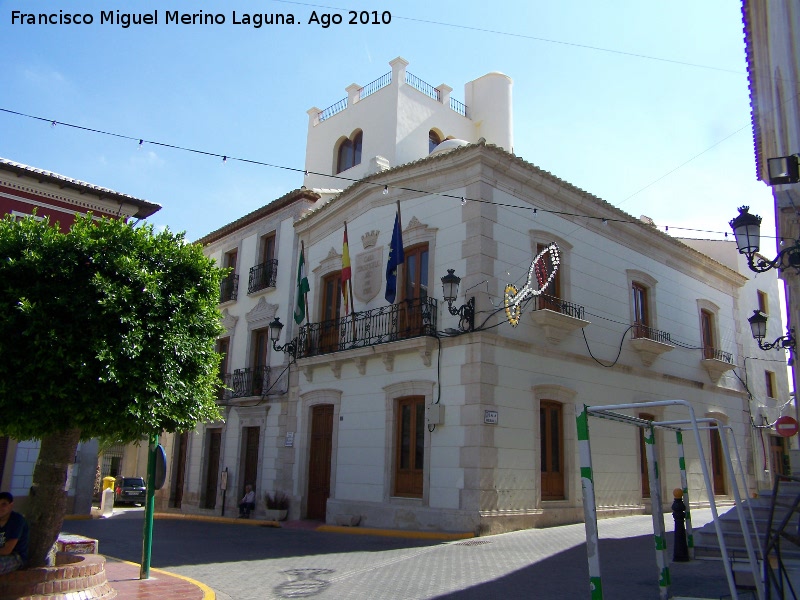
[432,533,736,600]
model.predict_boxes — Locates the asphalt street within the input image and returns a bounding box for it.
[63,508,739,599]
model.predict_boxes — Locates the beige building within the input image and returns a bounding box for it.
[741,1,800,458]
[156,58,785,533]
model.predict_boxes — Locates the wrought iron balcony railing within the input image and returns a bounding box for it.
[248,259,278,294]
[632,324,672,344]
[229,366,271,398]
[296,297,438,358]
[532,293,586,320]
[220,273,239,303]
[703,346,733,363]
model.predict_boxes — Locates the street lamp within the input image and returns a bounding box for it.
[747,310,796,351]
[441,269,475,332]
[268,317,297,360]
[729,206,800,273]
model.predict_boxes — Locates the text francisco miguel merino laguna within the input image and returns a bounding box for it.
[11,9,392,28]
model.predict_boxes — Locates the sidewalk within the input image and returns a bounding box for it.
[103,557,213,600]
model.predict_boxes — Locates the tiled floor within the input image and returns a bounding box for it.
[104,558,209,599]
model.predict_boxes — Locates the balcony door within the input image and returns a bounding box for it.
[700,309,715,359]
[319,272,343,353]
[400,244,428,337]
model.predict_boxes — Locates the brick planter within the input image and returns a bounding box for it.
[0,552,116,600]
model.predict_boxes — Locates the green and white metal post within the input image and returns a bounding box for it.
[576,404,603,599]
[675,430,694,558]
[643,423,670,599]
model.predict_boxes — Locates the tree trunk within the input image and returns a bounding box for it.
[26,428,81,567]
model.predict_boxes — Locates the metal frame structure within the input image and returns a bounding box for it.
[576,400,761,600]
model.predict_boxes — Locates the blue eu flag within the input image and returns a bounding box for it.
[385,211,404,303]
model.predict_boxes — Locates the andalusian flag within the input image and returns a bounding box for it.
[341,223,352,314]
[294,246,310,324]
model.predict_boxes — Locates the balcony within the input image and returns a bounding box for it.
[248,260,278,294]
[701,347,734,384]
[228,366,271,398]
[529,294,590,345]
[220,274,239,303]
[296,297,438,359]
[629,324,674,367]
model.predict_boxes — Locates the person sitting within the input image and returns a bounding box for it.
[0,492,28,575]
[238,484,256,518]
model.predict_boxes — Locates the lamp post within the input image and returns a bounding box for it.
[747,309,796,351]
[729,206,800,273]
[441,269,475,332]
[767,154,800,186]
[269,317,297,360]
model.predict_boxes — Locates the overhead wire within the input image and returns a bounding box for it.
[0,106,787,243]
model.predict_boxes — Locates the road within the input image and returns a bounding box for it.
[62,508,736,599]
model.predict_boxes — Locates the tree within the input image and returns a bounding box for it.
[0,214,224,567]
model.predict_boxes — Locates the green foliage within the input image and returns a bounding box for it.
[0,213,224,441]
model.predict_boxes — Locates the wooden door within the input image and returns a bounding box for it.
[394,396,425,497]
[770,435,788,477]
[242,426,260,491]
[710,428,725,495]
[638,414,655,499]
[307,405,333,520]
[170,432,188,508]
[203,429,222,509]
[400,245,428,337]
[540,401,565,500]
[701,310,715,359]
[319,273,342,353]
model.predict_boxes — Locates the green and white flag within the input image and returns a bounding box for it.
[294,246,310,324]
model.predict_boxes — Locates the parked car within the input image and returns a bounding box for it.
[114,477,146,506]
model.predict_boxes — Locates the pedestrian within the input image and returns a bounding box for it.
[0,492,28,574]
[238,484,256,518]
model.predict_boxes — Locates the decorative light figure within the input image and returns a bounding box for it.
[504,242,561,327]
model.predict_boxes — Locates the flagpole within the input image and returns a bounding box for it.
[343,221,356,342]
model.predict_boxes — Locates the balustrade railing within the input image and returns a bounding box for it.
[318,97,348,122]
[220,274,239,303]
[360,71,391,100]
[632,324,672,344]
[248,259,278,294]
[230,366,271,398]
[703,346,733,363]
[297,297,438,358]
[533,294,585,320]
[405,71,441,102]
[450,97,468,117]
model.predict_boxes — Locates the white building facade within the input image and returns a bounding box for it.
[162,58,781,533]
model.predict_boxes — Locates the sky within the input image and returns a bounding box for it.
[0,0,777,247]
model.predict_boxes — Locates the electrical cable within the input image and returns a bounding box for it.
[0,106,788,243]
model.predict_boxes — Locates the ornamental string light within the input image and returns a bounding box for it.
[504,242,560,327]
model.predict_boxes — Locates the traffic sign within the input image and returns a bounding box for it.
[775,415,799,437]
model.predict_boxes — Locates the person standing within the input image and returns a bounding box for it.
[0,492,28,574]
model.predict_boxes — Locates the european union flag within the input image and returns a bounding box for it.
[385,210,404,303]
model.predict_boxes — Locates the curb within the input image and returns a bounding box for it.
[108,556,215,600]
[154,513,281,527]
[316,525,474,541]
